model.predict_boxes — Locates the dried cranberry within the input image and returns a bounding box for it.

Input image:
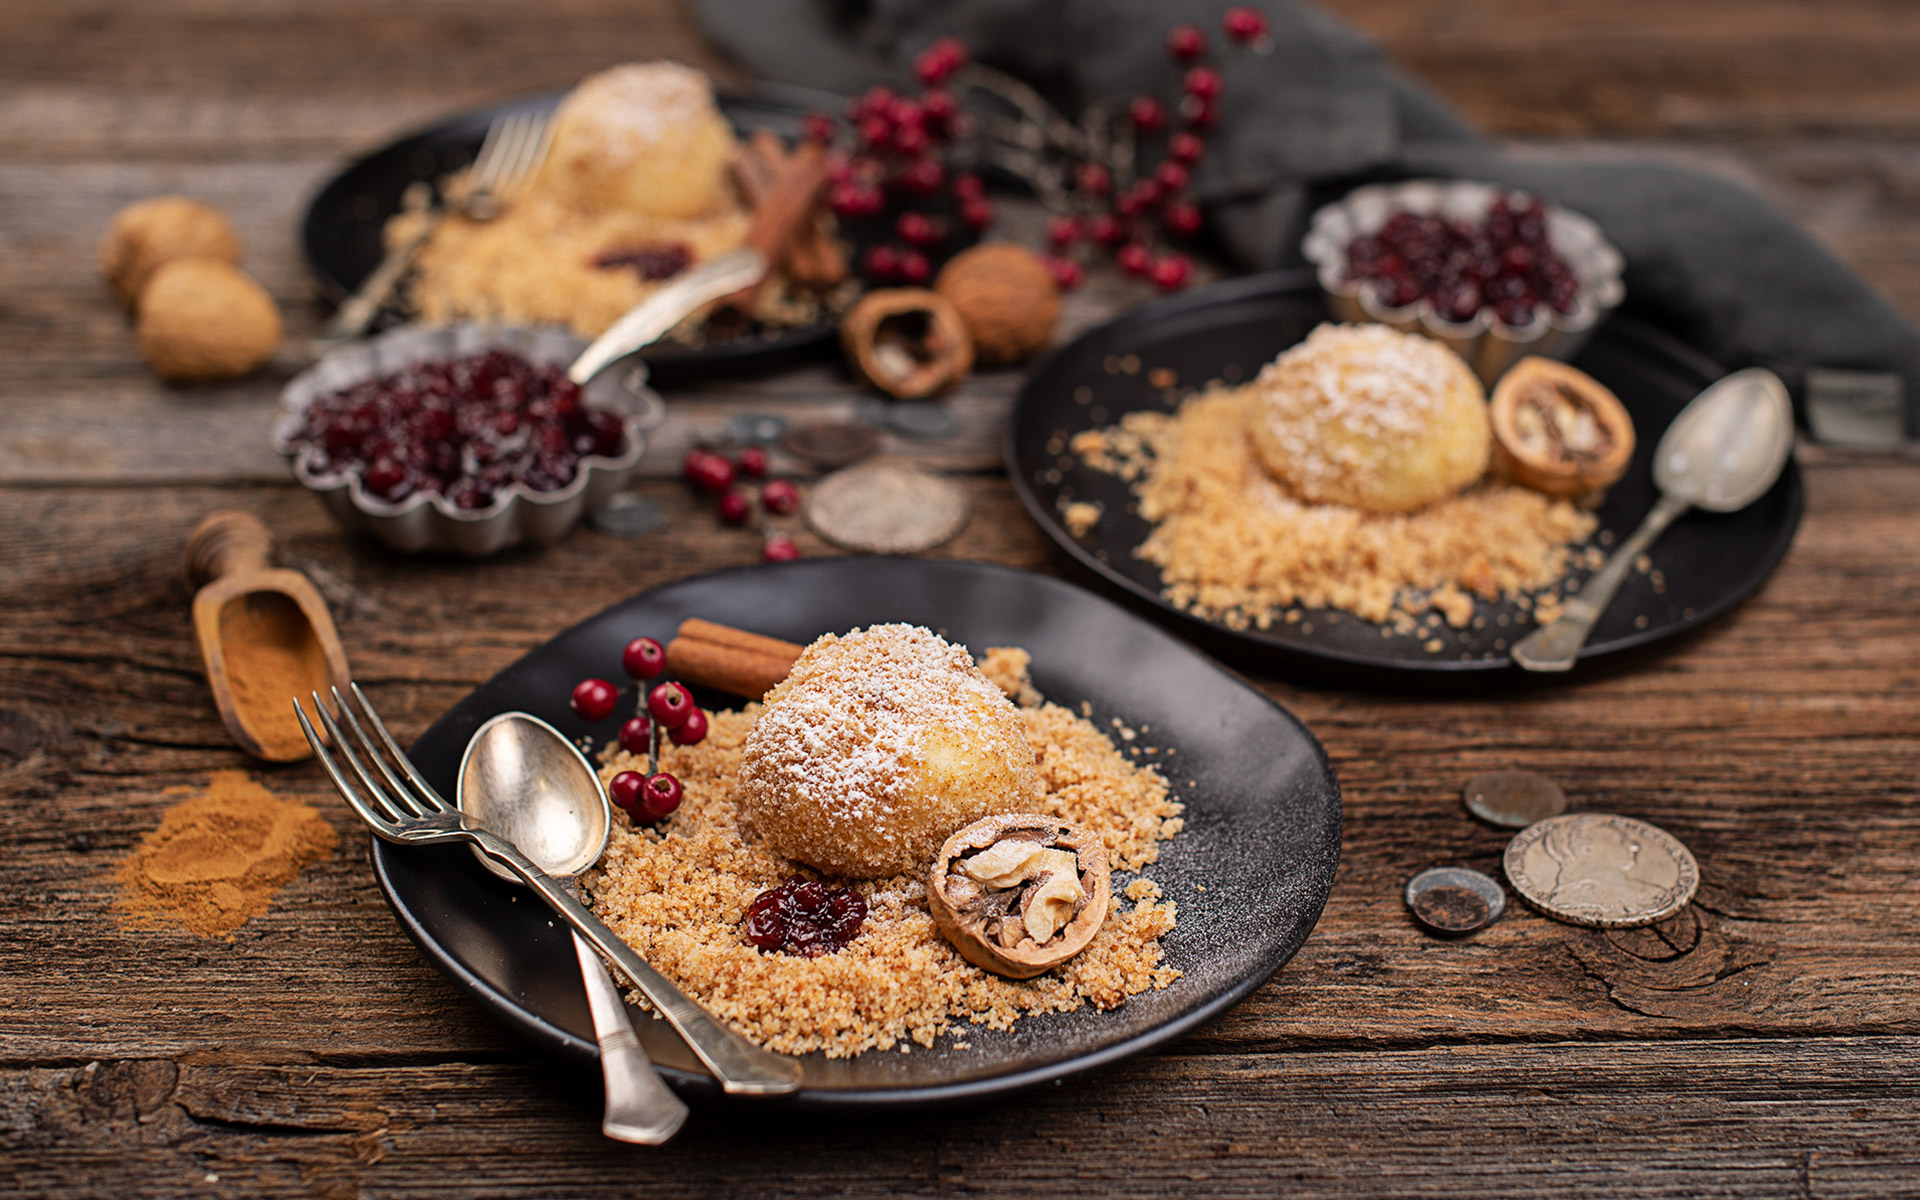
[742,877,867,957]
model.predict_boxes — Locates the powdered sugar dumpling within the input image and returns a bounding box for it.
[1248,322,1490,513]
[736,624,1042,879]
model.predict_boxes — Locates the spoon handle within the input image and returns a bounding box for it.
[571,930,691,1143]
[463,826,803,1095]
[1512,492,1691,672]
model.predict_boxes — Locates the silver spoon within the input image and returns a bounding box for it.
[1511,367,1794,672]
[458,712,690,1144]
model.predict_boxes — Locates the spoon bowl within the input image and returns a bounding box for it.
[1653,367,1795,512]
[458,712,609,881]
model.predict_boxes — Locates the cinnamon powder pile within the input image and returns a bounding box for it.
[115,770,336,938]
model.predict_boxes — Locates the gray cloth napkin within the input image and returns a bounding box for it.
[695,0,1920,436]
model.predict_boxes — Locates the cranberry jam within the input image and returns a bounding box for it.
[292,350,626,508]
[1343,196,1580,327]
[743,877,867,958]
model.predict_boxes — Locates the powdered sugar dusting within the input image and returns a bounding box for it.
[553,61,724,160]
[738,624,1042,878]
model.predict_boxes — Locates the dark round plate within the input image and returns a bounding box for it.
[302,83,925,379]
[1007,270,1805,688]
[372,558,1341,1108]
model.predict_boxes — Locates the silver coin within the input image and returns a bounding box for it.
[1504,813,1700,929]
[881,401,958,441]
[726,412,788,444]
[1404,866,1506,936]
[805,461,969,554]
[588,492,665,536]
[1464,770,1568,829]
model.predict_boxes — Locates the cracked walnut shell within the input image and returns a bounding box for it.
[840,288,974,399]
[1490,356,1635,502]
[929,812,1110,979]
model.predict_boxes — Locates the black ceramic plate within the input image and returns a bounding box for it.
[1008,270,1805,688]
[372,558,1340,1108]
[303,84,898,378]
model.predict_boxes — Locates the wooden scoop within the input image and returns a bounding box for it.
[187,511,351,762]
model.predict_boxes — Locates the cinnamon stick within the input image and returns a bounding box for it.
[666,619,804,699]
[722,137,833,311]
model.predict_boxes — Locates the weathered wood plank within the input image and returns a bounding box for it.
[6,1038,1918,1199]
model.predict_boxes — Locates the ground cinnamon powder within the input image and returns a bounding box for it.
[217,592,331,760]
[115,770,336,938]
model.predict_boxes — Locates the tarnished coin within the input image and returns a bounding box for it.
[1404,866,1506,936]
[783,421,880,468]
[1504,813,1699,929]
[726,412,788,444]
[881,401,958,441]
[1464,770,1568,829]
[588,491,665,536]
[805,461,969,554]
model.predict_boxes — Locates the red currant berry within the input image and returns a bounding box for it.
[857,115,891,148]
[1129,95,1167,134]
[1166,24,1207,62]
[915,36,967,86]
[899,159,945,194]
[1163,200,1204,237]
[622,636,667,680]
[960,197,995,230]
[1044,256,1084,289]
[1154,161,1190,194]
[1150,253,1192,291]
[717,490,752,525]
[1182,95,1220,130]
[898,250,932,284]
[1076,162,1113,198]
[896,211,940,246]
[892,123,930,158]
[1169,132,1205,165]
[761,478,800,515]
[668,705,709,747]
[1185,66,1223,102]
[1087,213,1127,246]
[1046,215,1082,248]
[570,677,619,722]
[863,244,901,280]
[639,772,683,821]
[763,534,801,562]
[1223,6,1269,43]
[683,449,734,494]
[609,770,646,813]
[736,445,768,478]
[921,89,957,132]
[1117,243,1152,277]
[952,172,985,201]
[647,682,694,729]
[801,112,837,143]
[617,715,652,756]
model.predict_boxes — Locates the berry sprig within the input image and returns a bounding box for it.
[809,8,1270,293]
[569,635,713,827]
[683,446,805,562]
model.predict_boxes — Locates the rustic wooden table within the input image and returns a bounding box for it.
[4,3,1918,1196]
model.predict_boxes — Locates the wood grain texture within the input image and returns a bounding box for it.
[5,1,1920,1195]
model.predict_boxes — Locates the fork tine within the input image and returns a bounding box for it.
[467,112,512,189]
[346,681,456,814]
[310,691,413,825]
[331,686,436,817]
[470,111,526,193]
[293,696,403,839]
[483,111,537,193]
[501,112,553,193]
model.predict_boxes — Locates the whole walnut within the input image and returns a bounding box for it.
[933,244,1061,365]
[137,259,282,383]
[100,196,243,310]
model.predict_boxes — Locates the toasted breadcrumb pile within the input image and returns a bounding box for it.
[582,660,1183,1058]
[1071,382,1597,636]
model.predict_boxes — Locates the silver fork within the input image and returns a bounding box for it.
[321,108,555,342]
[293,684,803,1096]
